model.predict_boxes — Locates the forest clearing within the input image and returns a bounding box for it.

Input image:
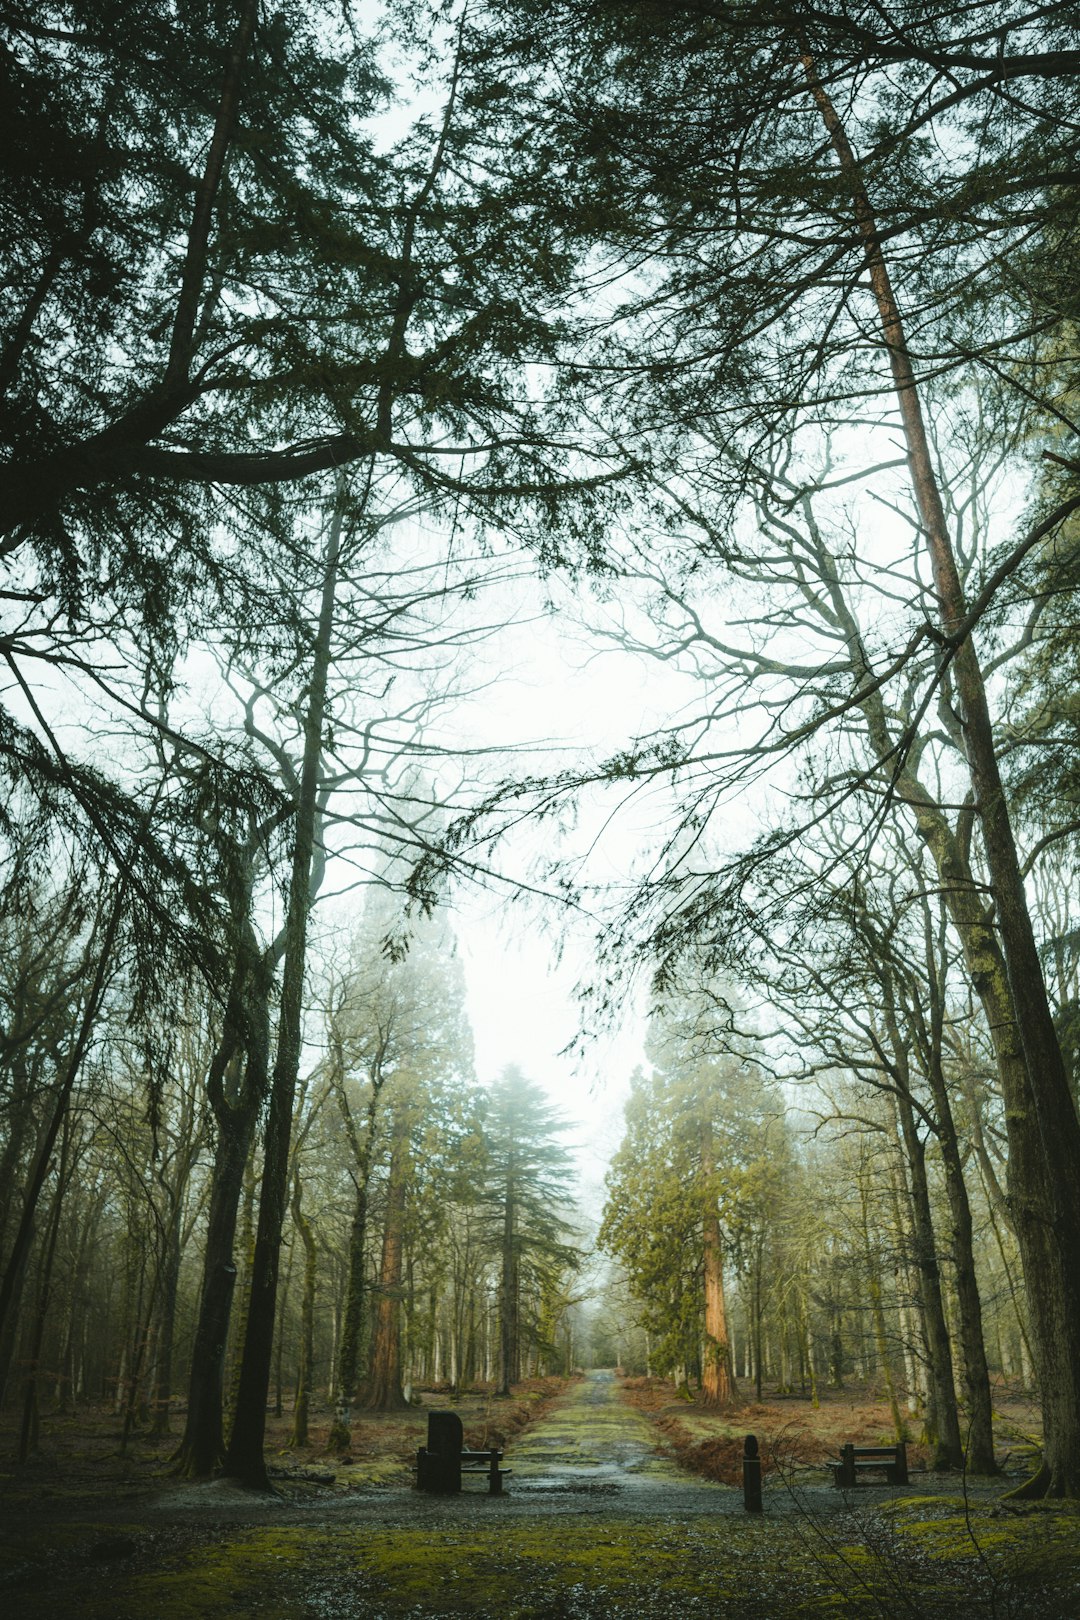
[5,0,1080,1615]
[3,1371,1078,1618]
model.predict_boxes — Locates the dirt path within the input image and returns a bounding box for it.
[502,1365,724,1510]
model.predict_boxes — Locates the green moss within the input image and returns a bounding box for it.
[118,1528,310,1620]
[880,1492,1080,1593]
[354,1517,882,1614]
[15,1505,1076,1620]
[330,1453,411,1486]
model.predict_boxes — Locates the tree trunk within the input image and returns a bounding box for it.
[700,1120,733,1405]
[801,1281,819,1409]
[802,50,1080,1496]
[922,1048,997,1472]
[326,1061,384,1450]
[497,1159,516,1398]
[176,1079,261,1475]
[986,1201,1034,1381]
[753,1239,764,1401]
[327,1184,369,1449]
[860,1180,906,1443]
[150,1219,182,1441]
[175,857,272,1470]
[17,1127,70,1463]
[118,1262,155,1456]
[774,1319,786,1394]
[363,1116,409,1411]
[289,1173,317,1447]
[891,1089,963,1470]
[224,498,341,1489]
[0,1212,34,1409]
[274,1237,294,1419]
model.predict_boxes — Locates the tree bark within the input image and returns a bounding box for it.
[918,1024,997,1471]
[223,497,341,1489]
[700,1120,734,1405]
[16,1123,71,1462]
[497,1158,517,1398]
[362,1113,409,1411]
[891,1090,963,1469]
[175,1031,264,1475]
[858,1174,905,1441]
[326,1059,384,1450]
[289,1172,316,1447]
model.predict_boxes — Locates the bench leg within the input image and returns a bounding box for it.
[488,1450,504,1495]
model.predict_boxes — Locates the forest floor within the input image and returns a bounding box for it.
[1,1370,1078,1617]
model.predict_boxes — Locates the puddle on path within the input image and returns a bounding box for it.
[507,1368,708,1497]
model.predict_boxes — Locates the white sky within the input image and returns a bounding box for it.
[441,571,696,1188]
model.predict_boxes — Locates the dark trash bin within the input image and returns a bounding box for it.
[416,1410,463,1494]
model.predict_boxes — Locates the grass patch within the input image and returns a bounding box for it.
[883,1492,1080,1580]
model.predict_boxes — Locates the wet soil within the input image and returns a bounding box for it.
[2,1371,1077,1618]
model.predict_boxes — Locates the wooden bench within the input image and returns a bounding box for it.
[414,1409,511,1496]
[832,1441,908,1488]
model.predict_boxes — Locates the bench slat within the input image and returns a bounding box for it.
[832,1441,908,1489]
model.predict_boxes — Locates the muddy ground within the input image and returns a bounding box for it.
[2,1371,1078,1617]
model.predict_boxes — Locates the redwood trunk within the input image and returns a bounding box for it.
[700,1121,733,1405]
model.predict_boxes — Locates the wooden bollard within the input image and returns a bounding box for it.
[743,1433,763,1512]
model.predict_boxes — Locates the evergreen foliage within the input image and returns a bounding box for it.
[475,1065,580,1392]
